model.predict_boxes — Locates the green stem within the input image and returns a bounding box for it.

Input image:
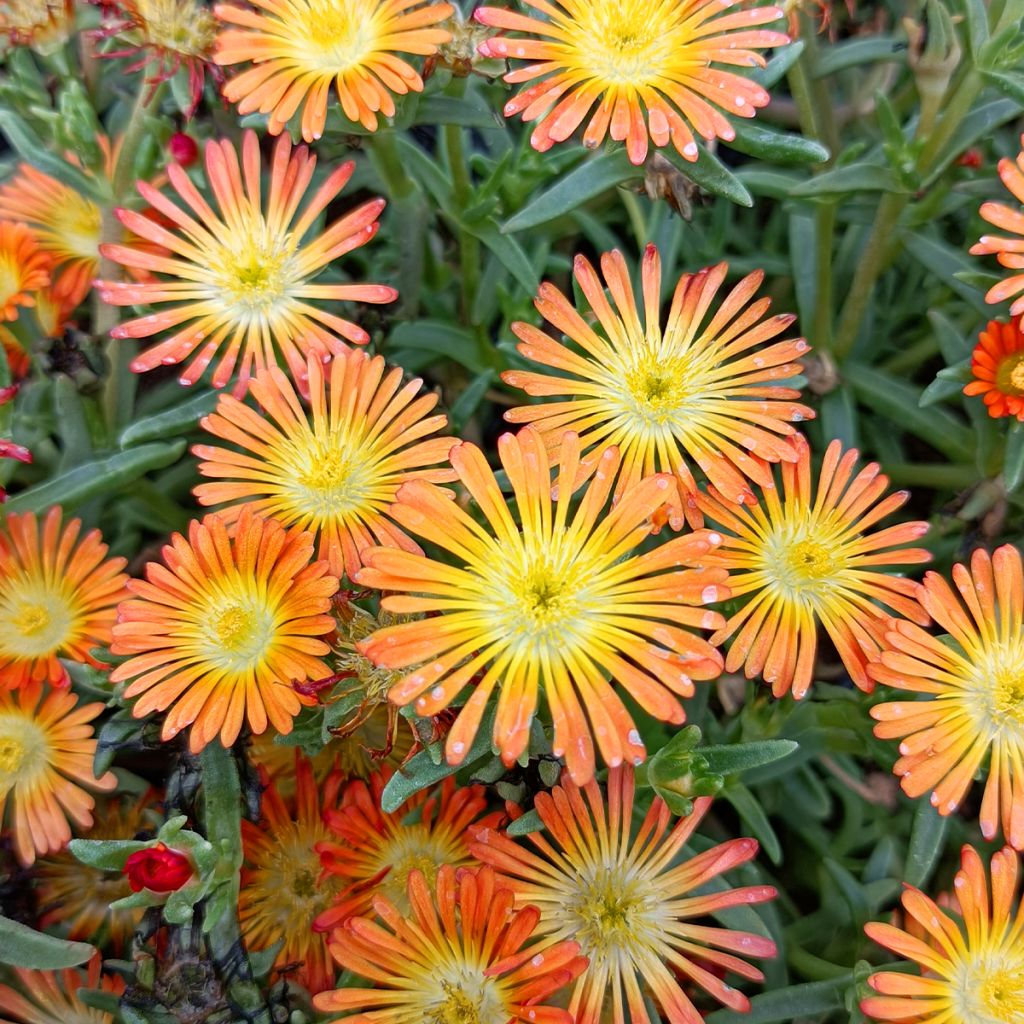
[882,462,979,489]
[787,945,853,981]
[443,98,481,327]
[368,130,416,201]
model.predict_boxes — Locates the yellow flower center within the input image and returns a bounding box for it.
[501,557,588,653]
[201,592,278,674]
[302,0,380,73]
[570,0,672,85]
[956,953,1024,1024]
[0,251,22,305]
[133,0,217,58]
[52,193,102,262]
[209,220,300,320]
[418,968,509,1024]
[0,713,49,795]
[568,864,659,960]
[374,825,466,911]
[998,353,1024,397]
[966,639,1024,741]
[284,433,377,521]
[0,581,75,658]
[761,519,848,604]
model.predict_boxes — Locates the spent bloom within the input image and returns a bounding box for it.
[964,317,1024,420]
[971,134,1024,315]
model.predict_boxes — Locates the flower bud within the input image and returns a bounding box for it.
[168,132,199,168]
[123,842,193,893]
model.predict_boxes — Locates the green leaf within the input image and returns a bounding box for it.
[724,783,782,865]
[790,163,903,197]
[450,370,497,431]
[823,858,870,926]
[665,145,752,208]
[0,110,102,199]
[387,321,485,374]
[466,218,540,295]
[962,0,990,58]
[699,740,799,776]
[506,809,544,836]
[0,916,96,968]
[749,40,805,89]
[927,309,972,362]
[925,98,1023,187]
[814,36,905,77]
[704,976,853,1024]
[70,837,150,871]
[120,391,219,447]
[904,801,950,889]
[413,94,499,130]
[728,122,829,165]
[1005,422,1024,492]
[247,941,285,979]
[901,232,989,314]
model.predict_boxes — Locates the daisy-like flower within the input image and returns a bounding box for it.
[0,0,74,54]
[0,221,50,322]
[0,955,123,1024]
[193,349,457,580]
[971,135,1024,315]
[862,844,1024,1024]
[0,684,116,865]
[474,0,789,166]
[504,246,812,527]
[870,544,1024,850]
[213,0,455,142]
[240,753,346,994]
[355,426,729,784]
[471,765,778,1024]
[314,864,587,1024]
[314,767,493,932]
[0,507,129,690]
[110,508,339,752]
[698,434,931,699]
[963,318,1024,420]
[96,129,396,392]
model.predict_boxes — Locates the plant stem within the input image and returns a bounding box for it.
[444,117,481,327]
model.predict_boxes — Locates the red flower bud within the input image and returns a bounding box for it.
[123,842,193,893]
[957,148,983,169]
[168,132,199,168]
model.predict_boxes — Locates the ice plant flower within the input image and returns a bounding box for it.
[355,426,729,784]
[0,684,116,866]
[869,544,1024,850]
[503,247,812,526]
[698,435,931,699]
[971,135,1024,315]
[239,754,346,994]
[0,221,50,322]
[471,765,778,1024]
[0,955,123,1024]
[96,130,396,392]
[474,0,789,165]
[0,507,129,689]
[964,317,1024,420]
[124,841,193,892]
[314,864,587,1024]
[0,0,74,53]
[110,508,339,752]
[213,0,455,142]
[314,768,493,931]
[193,349,457,580]
[862,844,1024,1024]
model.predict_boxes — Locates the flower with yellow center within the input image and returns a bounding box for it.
[0,955,123,1024]
[471,765,778,1024]
[214,0,454,142]
[97,129,396,392]
[355,426,729,785]
[504,246,813,528]
[0,684,116,866]
[0,506,129,690]
[870,544,1024,850]
[971,134,1024,315]
[313,767,494,933]
[963,318,1024,420]
[240,753,346,994]
[698,434,931,700]
[110,508,339,753]
[863,844,1024,1024]
[314,864,586,1024]
[475,0,789,165]
[0,221,50,323]
[193,348,457,580]
[0,0,74,54]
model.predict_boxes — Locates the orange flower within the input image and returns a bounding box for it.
[964,317,1024,420]
[862,845,1024,1023]
[313,864,587,1024]
[971,134,1024,315]
[471,766,778,1024]
[96,130,396,392]
[0,221,50,322]
[0,684,116,865]
[214,0,455,142]
[870,544,1024,850]
[0,955,123,1024]
[0,507,129,689]
[698,435,931,699]
[355,426,729,784]
[193,349,456,580]
[110,508,339,752]
[240,754,346,994]
[474,0,789,165]
[503,246,812,527]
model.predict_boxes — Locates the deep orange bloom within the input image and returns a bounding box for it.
[964,318,1024,420]
[313,864,587,1024]
[862,845,1024,1023]
[0,221,50,322]
[698,435,931,699]
[471,765,778,1024]
[355,426,729,784]
[193,349,457,580]
[110,508,339,752]
[475,0,789,165]
[870,544,1024,850]
[971,134,1024,314]
[504,246,812,527]
[0,684,116,866]
[214,0,455,142]
[96,130,396,392]
[0,955,123,1024]
[0,507,129,689]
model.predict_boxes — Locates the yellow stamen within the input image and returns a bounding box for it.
[0,715,48,793]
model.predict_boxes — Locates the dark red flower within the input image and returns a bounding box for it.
[168,132,198,167]
[123,842,193,893]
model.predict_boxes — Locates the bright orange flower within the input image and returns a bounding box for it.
[0,221,50,322]
[0,506,129,689]
[96,130,396,392]
[240,754,346,994]
[0,684,116,866]
[698,435,931,699]
[870,544,1024,850]
[0,955,124,1024]
[314,767,493,931]
[110,508,339,752]
[862,845,1024,1024]
[471,765,778,1024]
[355,426,729,784]
[214,0,455,142]
[964,318,1024,420]
[313,864,587,1024]
[474,0,789,165]
[971,134,1024,315]
[193,349,456,580]
[504,246,812,527]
